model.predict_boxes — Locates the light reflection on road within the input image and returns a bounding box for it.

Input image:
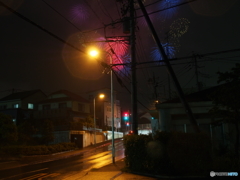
[0,140,125,180]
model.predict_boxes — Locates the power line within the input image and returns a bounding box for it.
[41,0,82,31]
[97,0,114,22]
[83,0,106,26]
[80,0,197,34]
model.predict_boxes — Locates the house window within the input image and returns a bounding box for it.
[28,103,34,109]
[12,118,16,125]
[59,103,67,109]
[13,104,19,108]
[78,103,85,112]
[43,104,51,110]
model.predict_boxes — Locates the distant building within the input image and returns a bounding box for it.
[0,89,47,125]
[87,88,121,131]
[138,112,153,135]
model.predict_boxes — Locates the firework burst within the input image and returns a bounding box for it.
[151,43,176,65]
[70,3,89,23]
[157,0,183,21]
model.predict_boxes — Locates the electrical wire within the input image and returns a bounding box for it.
[97,0,114,22]
[41,0,82,31]
[83,0,106,26]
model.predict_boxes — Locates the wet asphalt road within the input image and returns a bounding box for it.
[0,140,124,180]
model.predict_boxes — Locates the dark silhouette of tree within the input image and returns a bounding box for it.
[82,115,94,129]
[0,113,18,145]
[17,119,38,145]
[41,119,54,145]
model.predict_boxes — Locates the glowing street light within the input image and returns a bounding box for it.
[93,93,105,145]
[89,49,99,57]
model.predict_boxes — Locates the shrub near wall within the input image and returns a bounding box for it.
[124,134,152,172]
[0,142,76,157]
[123,132,212,176]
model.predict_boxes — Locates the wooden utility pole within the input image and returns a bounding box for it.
[130,0,138,135]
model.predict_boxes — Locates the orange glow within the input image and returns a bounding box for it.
[99,94,105,99]
[89,49,99,57]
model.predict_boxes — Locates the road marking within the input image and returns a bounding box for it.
[19,173,47,180]
[19,173,60,180]
[2,168,48,180]
[38,173,60,179]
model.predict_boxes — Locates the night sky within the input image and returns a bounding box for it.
[1,0,240,112]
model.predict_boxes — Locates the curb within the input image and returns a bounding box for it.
[130,171,208,179]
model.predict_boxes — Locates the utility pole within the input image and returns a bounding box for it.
[137,0,200,133]
[129,0,138,135]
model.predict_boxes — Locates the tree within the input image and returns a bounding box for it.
[0,113,18,145]
[210,63,240,159]
[41,119,54,145]
[82,115,94,129]
[17,119,38,145]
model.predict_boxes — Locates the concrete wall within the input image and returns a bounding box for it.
[104,131,123,140]
[52,130,106,147]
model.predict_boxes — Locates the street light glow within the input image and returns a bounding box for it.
[99,94,105,99]
[89,49,99,57]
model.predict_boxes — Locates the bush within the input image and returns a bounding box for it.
[124,134,152,172]
[0,142,76,157]
[123,131,213,176]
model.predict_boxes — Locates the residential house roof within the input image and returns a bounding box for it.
[39,90,89,104]
[160,84,224,104]
[0,90,45,101]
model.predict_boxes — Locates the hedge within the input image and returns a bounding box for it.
[124,131,213,176]
[0,142,76,157]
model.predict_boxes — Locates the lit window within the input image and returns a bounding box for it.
[28,103,34,109]
[12,119,16,124]
[13,104,19,108]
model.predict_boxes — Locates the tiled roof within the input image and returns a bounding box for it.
[39,90,89,104]
[161,84,224,104]
[0,90,44,101]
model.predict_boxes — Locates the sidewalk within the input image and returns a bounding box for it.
[80,159,157,180]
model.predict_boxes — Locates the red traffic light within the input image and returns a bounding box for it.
[123,112,129,120]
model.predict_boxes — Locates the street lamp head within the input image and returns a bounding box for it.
[89,49,99,57]
[99,94,105,99]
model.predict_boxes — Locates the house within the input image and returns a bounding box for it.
[138,112,153,135]
[155,85,235,147]
[34,89,91,130]
[0,89,47,125]
[34,90,104,147]
[87,88,122,131]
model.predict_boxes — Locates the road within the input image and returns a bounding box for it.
[0,140,124,180]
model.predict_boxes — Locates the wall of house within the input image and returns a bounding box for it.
[22,92,47,109]
[156,101,236,148]
[0,100,21,109]
[72,101,90,113]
